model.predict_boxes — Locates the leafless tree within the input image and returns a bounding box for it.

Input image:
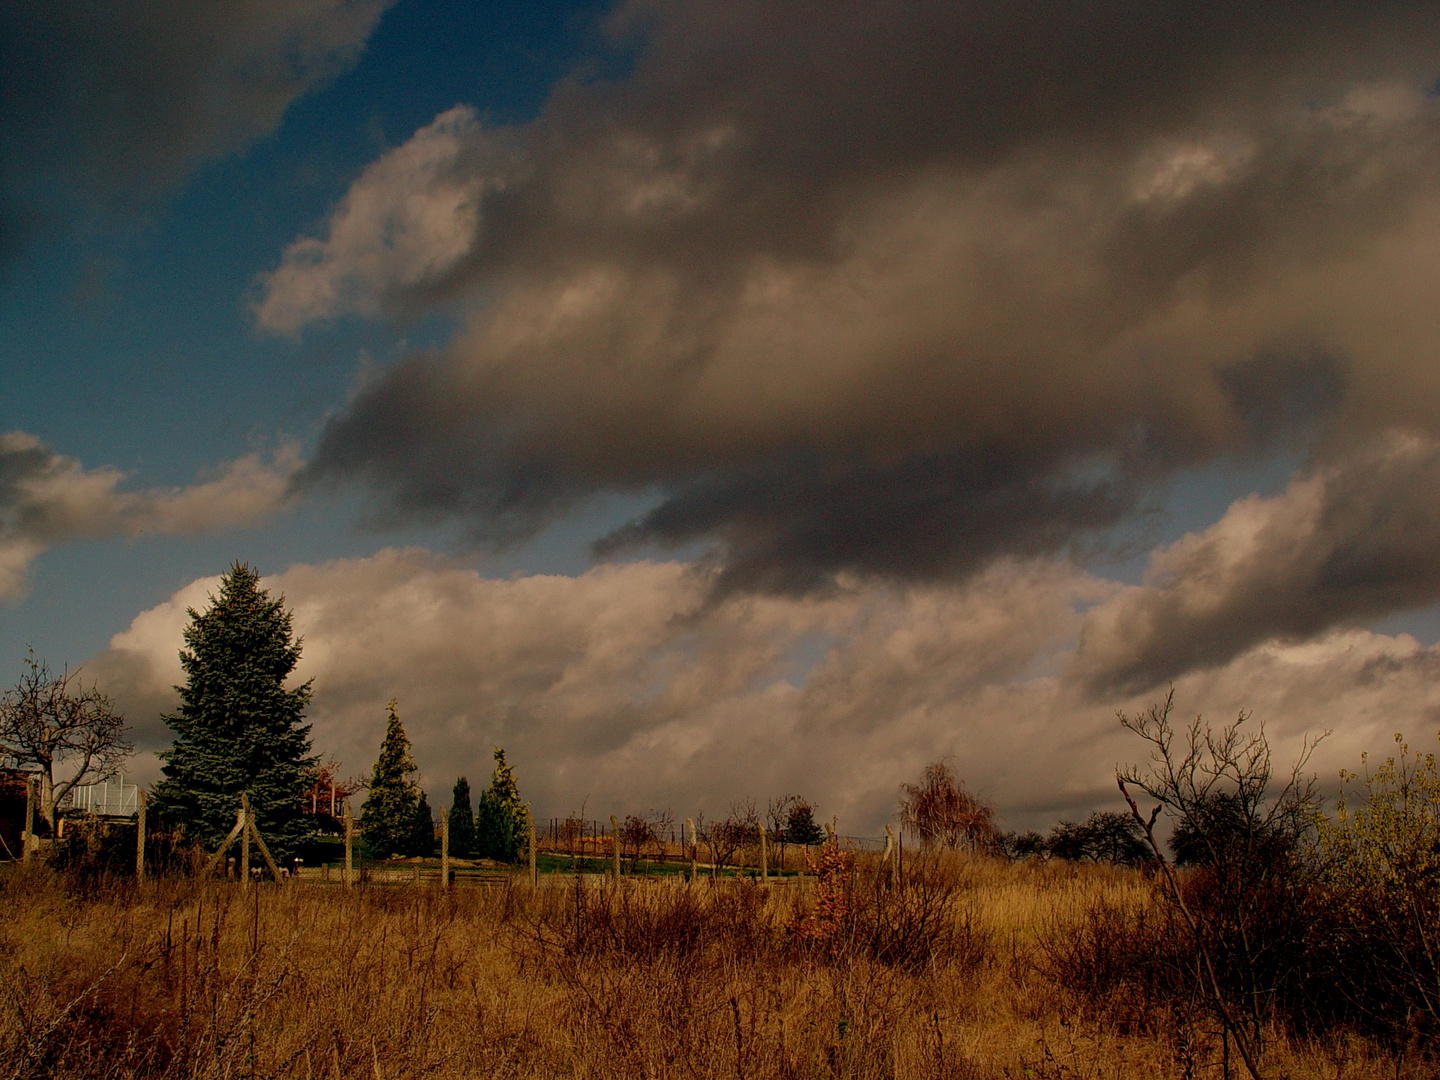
[767,794,799,870]
[899,759,998,853]
[619,814,652,862]
[700,801,757,877]
[0,651,131,830]
[1117,689,1324,1080]
[620,809,672,863]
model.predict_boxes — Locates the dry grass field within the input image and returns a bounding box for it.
[1,851,1427,1080]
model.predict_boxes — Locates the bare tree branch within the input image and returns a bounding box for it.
[0,649,131,828]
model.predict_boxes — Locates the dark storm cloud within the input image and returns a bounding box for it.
[594,448,1135,597]
[285,1,1440,607]
[1074,432,1440,696]
[0,0,391,255]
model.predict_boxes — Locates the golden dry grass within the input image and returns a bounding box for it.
[0,855,1424,1079]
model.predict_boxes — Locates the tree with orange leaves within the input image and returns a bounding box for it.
[899,759,998,852]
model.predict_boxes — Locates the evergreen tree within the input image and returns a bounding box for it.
[448,776,476,857]
[151,562,315,860]
[408,790,437,857]
[360,700,421,858]
[785,799,826,847]
[475,747,528,862]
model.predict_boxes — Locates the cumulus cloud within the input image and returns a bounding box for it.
[0,432,300,599]
[0,0,391,255]
[275,0,1440,629]
[255,106,520,333]
[1074,430,1440,695]
[90,550,1440,831]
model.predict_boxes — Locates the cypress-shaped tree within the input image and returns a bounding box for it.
[449,776,476,857]
[475,747,528,862]
[360,700,420,858]
[408,790,437,857]
[151,567,315,864]
[151,562,315,860]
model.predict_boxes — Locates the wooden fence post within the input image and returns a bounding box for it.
[136,789,147,882]
[760,825,768,880]
[245,803,284,883]
[883,824,895,889]
[610,815,620,880]
[686,818,696,881]
[21,775,34,863]
[201,805,247,880]
[241,793,252,891]
[343,808,354,888]
[441,813,450,890]
[528,811,537,886]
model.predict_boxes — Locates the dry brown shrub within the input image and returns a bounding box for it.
[0,855,1431,1079]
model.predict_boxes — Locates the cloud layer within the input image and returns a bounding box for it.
[254,106,513,334]
[0,432,300,599]
[1076,431,1440,695]
[0,0,391,256]
[91,549,1440,832]
[257,0,1440,619]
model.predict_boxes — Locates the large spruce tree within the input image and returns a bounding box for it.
[360,700,421,858]
[152,562,315,859]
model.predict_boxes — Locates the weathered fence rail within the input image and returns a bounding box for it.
[26,788,902,890]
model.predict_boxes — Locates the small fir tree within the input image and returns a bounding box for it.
[151,562,314,859]
[408,791,437,857]
[475,747,528,862]
[785,800,826,846]
[360,700,421,858]
[449,776,476,857]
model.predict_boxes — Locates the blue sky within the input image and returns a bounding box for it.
[5,0,1440,828]
[1,0,616,662]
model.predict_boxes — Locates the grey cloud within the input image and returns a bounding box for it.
[0,0,391,255]
[594,447,1135,597]
[87,552,1440,831]
[1074,431,1440,696]
[254,106,521,334]
[291,2,1440,619]
[1213,349,1349,452]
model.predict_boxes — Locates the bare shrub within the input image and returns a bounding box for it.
[855,850,991,973]
[1118,690,1326,1079]
[698,802,757,877]
[558,811,586,857]
[1040,884,1188,1031]
[619,808,673,865]
[1,841,1431,1079]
